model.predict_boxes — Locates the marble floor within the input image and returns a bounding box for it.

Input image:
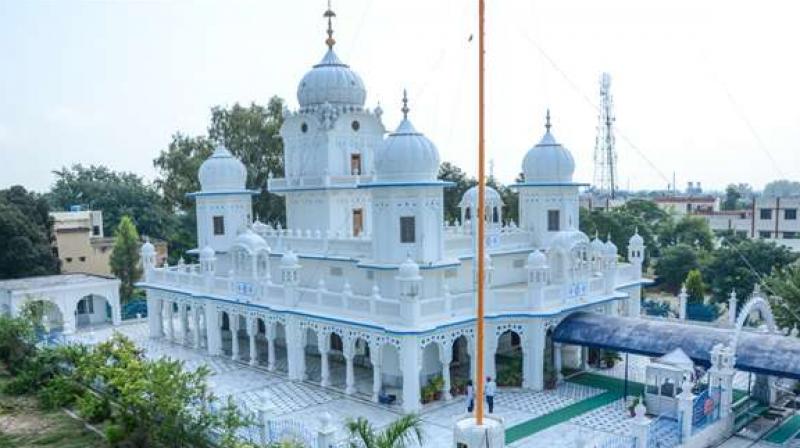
[65,322,684,447]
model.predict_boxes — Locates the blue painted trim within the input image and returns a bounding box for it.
[356,260,461,271]
[186,190,259,198]
[269,185,360,193]
[458,248,534,260]
[136,282,632,335]
[357,181,455,189]
[512,182,590,188]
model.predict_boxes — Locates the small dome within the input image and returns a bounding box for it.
[604,237,618,256]
[297,50,366,108]
[398,257,421,279]
[527,249,547,268]
[281,250,299,267]
[199,245,215,260]
[459,185,503,208]
[141,237,156,255]
[629,229,644,247]
[234,228,269,253]
[252,220,269,234]
[199,144,247,192]
[550,229,590,252]
[590,234,606,254]
[374,92,440,182]
[521,111,575,183]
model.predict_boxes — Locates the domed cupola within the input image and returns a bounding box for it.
[374,90,441,182]
[522,110,575,183]
[198,144,247,192]
[296,6,366,109]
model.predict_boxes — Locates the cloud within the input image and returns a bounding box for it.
[44,105,97,130]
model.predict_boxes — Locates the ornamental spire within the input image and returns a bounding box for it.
[401,89,410,120]
[324,0,336,49]
[545,108,552,132]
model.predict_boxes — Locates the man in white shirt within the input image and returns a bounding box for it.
[485,376,497,413]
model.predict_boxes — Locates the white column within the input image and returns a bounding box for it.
[204,305,221,356]
[401,336,421,413]
[728,291,738,327]
[230,314,240,361]
[344,340,356,395]
[525,321,545,390]
[316,412,337,448]
[248,317,258,367]
[554,342,563,382]
[166,301,175,342]
[110,290,122,326]
[484,329,498,382]
[180,304,189,345]
[147,297,163,339]
[628,286,642,318]
[285,318,302,380]
[192,306,201,349]
[441,343,453,401]
[267,323,277,372]
[319,332,331,387]
[677,379,696,443]
[630,402,651,448]
[371,345,383,403]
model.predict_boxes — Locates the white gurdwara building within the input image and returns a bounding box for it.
[140,12,647,413]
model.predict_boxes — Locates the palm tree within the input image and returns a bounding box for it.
[345,414,424,448]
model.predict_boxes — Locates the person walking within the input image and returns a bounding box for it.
[485,376,496,413]
[466,380,474,413]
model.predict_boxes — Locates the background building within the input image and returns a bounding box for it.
[698,197,800,251]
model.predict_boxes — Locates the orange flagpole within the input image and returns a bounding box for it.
[475,0,486,426]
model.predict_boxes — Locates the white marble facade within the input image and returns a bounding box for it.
[139,9,647,413]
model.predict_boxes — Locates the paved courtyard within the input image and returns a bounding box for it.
[67,321,675,447]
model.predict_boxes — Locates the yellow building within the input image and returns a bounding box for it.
[50,209,168,275]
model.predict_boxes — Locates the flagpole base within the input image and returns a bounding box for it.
[453,414,505,448]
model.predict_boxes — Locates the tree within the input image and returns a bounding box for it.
[722,184,742,211]
[684,269,706,303]
[345,414,424,448]
[659,216,715,251]
[0,186,60,279]
[654,244,700,294]
[48,164,173,240]
[766,264,800,330]
[579,206,657,264]
[703,238,798,302]
[109,216,141,302]
[438,161,476,224]
[763,179,800,198]
[153,133,214,211]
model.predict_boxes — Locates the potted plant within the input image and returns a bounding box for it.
[627,395,645,417]
[601,350,622,369]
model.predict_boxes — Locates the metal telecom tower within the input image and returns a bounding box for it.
[593,73,618,198]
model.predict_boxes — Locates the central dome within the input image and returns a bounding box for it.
[297,49,366,108]
[522,111,575,183]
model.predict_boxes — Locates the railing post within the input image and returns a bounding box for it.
[630,402,651,448]
[678,379,696,443]
[316,412,336,448]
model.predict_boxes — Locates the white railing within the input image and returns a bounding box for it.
[267,174,374,191]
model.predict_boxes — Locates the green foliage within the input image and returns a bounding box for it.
[48,164,173,239]
[766,264,800,330]
[345,414,424,448]
[722,184,743,210]
[438,161,476,224]
[659,216,715,251]
[496,353,523,386]
[703,238,798,302]
[763,179,800,198]
[38,375,82,409]
[109,215,142,301]
[76,392,111,424]
[655,244,699,294]
[0,314,37,374]
[0,186,60,279]
[685,269,706,303]
[579,205,657,264]
[600,350,622,368]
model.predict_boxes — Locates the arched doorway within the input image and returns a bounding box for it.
[450,335,471,396]
[327,332,346,389]
[303,327,322,382]
[254,318,268,365]
[351,337,373,397]
[22,299,65,334]
[220,311,232,356]
[544,329,557,389]
[421,343,444,404]
[495,330,523,387]
[272,322,288,373]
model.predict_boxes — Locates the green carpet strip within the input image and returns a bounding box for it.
[505,373,645,444]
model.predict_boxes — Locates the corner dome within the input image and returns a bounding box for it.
[398,257,421,279]
[281,250,299,267]
[141,237,156,256]
[550,228,590,252]
[374,92,440,182]
[233,228,269,253]
[459,185,503,208]
[590,234,606,254]
[198,144,247,192]
[527,249,547,268]
[604,236,618,256]
[629,229,644,247]
[297,49,366,109]
[522,111,575,183]
[199,245,216,260]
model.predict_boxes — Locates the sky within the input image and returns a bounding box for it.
[1,0,798,193]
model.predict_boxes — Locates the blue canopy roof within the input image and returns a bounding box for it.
[553,312,800,379]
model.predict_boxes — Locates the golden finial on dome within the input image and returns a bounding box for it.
[324,0,336,49]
